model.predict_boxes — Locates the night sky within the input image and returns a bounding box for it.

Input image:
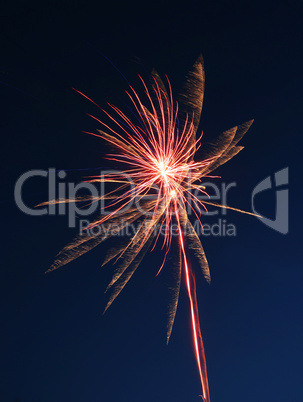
[1,1,302,401]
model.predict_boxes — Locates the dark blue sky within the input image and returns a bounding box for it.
[1,1,302,401]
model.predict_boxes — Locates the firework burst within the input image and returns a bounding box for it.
[42,55,256,401]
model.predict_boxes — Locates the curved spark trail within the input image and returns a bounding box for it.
[41,56,257,400]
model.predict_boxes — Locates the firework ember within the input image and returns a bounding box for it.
[42,55,256,401]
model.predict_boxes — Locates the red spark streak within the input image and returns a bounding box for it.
[175,206,210,402]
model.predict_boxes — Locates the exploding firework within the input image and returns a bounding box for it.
[42,55,256,401]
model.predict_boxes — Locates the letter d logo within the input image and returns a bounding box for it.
[252,168,289,234]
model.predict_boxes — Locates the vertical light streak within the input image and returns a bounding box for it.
[175,205,210,402]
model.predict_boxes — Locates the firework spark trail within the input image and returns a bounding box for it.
[41,55,258,399]
[176,206,210,401]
